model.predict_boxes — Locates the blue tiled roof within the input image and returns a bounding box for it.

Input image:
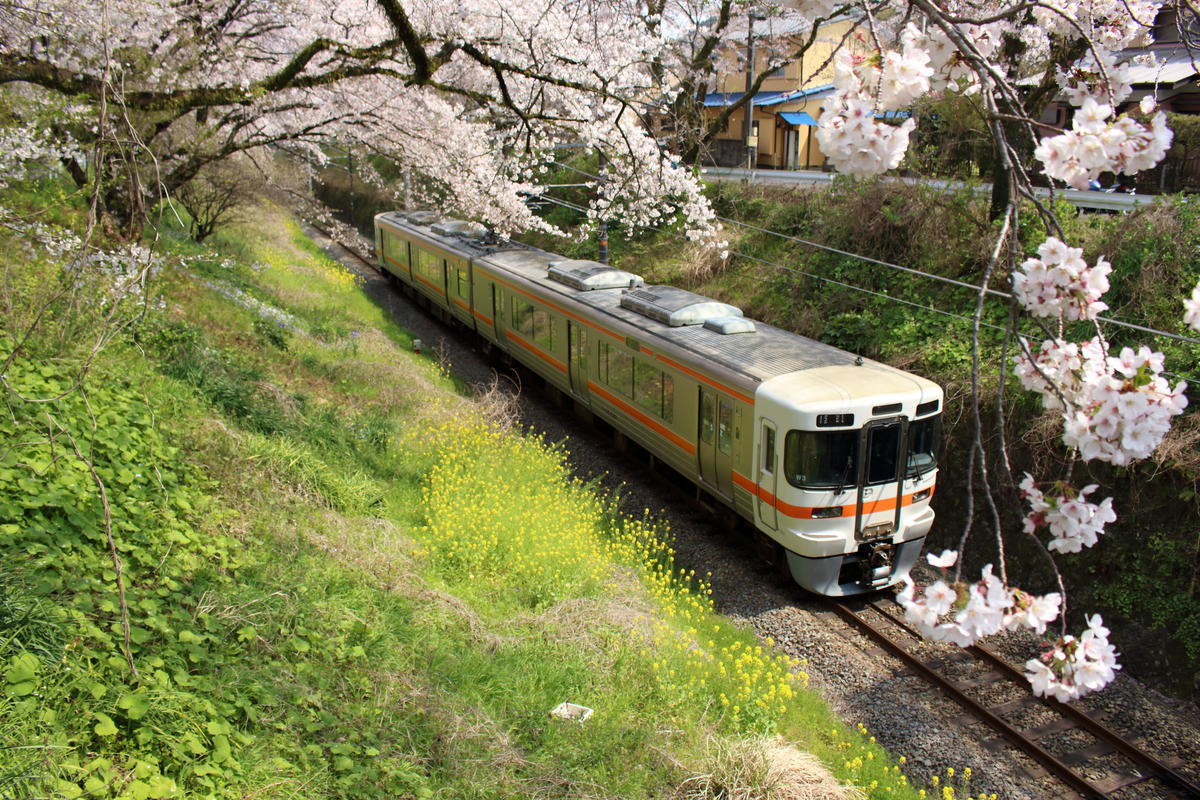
[702,83,835,107]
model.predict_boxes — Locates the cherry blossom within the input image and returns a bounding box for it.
[1034,98,1173,190]
[1056,50,1133,107]
[1185,281,1200,332]
[1015,337,1187,464]
[898,562,1063,647]
[1019,474,1116,553]
[1012,237,1111,321]
[1025,615,1121,701]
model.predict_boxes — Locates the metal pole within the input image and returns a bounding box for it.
[742,12,757,170]
[597,150,609,264]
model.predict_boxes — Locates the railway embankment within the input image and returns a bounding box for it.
[2,184,942,798]
[309,211,1200,800]
[503,173,1200,706]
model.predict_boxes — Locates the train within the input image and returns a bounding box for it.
[373,209,943,596]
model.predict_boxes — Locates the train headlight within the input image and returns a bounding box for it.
[913,488,931,502]
[811,506,843,519]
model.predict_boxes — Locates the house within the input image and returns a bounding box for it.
[702,15,863,169]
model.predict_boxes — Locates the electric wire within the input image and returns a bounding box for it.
[534,190,1200,386]
[547,158,1200,347]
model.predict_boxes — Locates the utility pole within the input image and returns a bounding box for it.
[741,9,765,170]
[597,150,609,264]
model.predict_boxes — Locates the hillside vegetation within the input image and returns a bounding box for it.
[0,176,952,799]
[522,174,1200,698]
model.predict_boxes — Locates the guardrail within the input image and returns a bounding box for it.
[699,166,1156,212]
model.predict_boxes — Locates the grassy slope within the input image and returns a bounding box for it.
[0,184,958,800]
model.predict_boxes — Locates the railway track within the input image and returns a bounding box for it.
[827,597,1200,799]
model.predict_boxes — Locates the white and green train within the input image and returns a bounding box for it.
[375,210,943,596]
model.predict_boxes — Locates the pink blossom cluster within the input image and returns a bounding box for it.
[897,551,1062,646]
[1025,615,1121,701]
[1185,281,1200,332]
[1012,236,1111,320]
[815,94,916,176]
[1035,97,1173,189]
[1019,474,1116,553]
[1032,0,1159,50]
[1015,338,1188,464]
[1056,50,1132,107]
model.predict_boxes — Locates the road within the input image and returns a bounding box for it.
[700,166,1157,213]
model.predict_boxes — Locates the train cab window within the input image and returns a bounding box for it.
[717,400,732,455]
[700,393,715,444]
[907,415,940,478]
[762,425,775,473]
[784,429,858,490]
[866,423,901,485]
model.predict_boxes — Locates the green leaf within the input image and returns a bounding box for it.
[94,712,119,737]
[205,718,232,736]
[117,689,151,720]
[5,653,38,684]
[332,756,355,772]
[211,733,231,762]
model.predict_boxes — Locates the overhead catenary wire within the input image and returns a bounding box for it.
[534,190,1200,387]
[547,159,1200,348]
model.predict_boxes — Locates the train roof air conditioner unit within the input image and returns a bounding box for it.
[703,316,756,334]
[431,220,488,239]
[404,210,442,225]
[620,286,743,327]
[546,260,644,291]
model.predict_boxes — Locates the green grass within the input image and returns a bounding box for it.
[1,179,937,800]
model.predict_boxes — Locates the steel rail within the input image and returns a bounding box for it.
[831,600,1127,800]
[865,598,1200,799]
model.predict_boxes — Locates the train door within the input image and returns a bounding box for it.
[698,388,732,500]
[491,285,502,340]
[715,398,734,498]
[568,321,588,396]
[757,419,778,530]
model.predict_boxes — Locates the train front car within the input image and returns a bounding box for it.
[754,364,942,596]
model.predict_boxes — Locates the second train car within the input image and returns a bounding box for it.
[374,210,943,596]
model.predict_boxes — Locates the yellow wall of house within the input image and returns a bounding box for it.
[715,18,860,93]
[707,18,861,167]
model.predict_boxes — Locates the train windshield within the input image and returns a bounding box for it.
[907,415,940,478]
[785,417,939,491]
[784,430,857,490]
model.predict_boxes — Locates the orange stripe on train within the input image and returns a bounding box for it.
[732,471,936,519]
[504,330,567,372]
[587,381,696,455]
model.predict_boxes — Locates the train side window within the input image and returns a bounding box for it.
[608,346,633,398]
[457,267,468,299]
[700,393,715,444]
[598,342,608,384]
[512,298,535,337]
[662,375,674,423]
[762,425,775,473]
[533,309,554,350]
[634,359,661,416]
[717,400,732,455]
